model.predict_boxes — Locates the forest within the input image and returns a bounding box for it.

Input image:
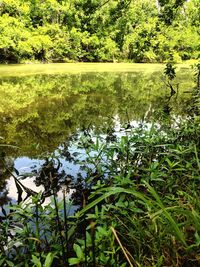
[0,0,199,63]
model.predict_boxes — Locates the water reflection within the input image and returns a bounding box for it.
[0,151,13,205]
[0,70,195,206]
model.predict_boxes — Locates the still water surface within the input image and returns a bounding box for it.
[0,63,195,206]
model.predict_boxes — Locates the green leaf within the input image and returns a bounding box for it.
[97,226,108,236]
[6,261,15,267]
[0,259,5,266]
[73,244,84,259]
[144,182,187,247]
[69,257,80,265]
[31,255,42,267]
[78,187,150,217]
[44,253,55,267]
[195,231,200,245]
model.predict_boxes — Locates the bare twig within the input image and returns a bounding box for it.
[111,226,135,267]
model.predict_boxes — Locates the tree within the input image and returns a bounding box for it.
[158,0,187,25]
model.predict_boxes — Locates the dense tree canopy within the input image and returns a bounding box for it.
[0,0,199,63]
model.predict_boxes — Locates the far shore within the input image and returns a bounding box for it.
[0,61,197,77]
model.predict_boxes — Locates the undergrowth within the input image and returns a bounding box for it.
[1,118,200,267]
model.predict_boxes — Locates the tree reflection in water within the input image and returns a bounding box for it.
[0,69,195,206]
[0,151,13,205]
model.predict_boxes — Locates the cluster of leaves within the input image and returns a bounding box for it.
[0,0,199,63]
[69,115,200,266]
[1,116,200,266]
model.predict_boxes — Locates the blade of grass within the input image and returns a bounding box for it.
[144,182,187,247]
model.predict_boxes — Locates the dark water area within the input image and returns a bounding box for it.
[0,69,195,206]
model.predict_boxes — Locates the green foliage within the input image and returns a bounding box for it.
[0,0,199,63]
[164,62,176,80]
[193,62,200,88]
[2,118,200,266]
[73,119,200,266]
[31,252,55,267]
[158,0,187,25]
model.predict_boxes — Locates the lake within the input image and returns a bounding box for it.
[0,63,195,206]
